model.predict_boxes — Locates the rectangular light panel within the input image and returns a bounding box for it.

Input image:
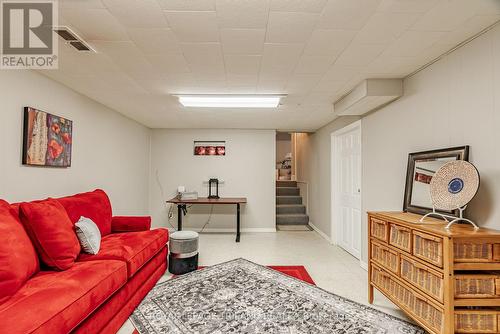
[176,95,284,108]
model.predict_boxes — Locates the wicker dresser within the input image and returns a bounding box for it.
[368,211,500,334]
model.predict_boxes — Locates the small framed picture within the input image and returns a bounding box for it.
[194,141,225,156]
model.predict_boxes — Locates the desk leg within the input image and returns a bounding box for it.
[236,203,240,242]
[177,205,183,231]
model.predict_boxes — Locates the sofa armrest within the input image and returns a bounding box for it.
[111,216,151,232]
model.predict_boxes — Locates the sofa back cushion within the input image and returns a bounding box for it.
[57,189,112,236]
[0,200,39,303]
[20,199,81,271]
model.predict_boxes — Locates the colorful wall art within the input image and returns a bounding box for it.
[22,107,73,167]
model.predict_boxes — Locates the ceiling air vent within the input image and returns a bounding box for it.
[333,79,403,116]
[54,27,95,52]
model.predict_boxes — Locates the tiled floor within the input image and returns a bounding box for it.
[118,230,407,334]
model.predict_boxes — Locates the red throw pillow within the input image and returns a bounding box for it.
[0,200,39,302]
[57,189,113,236]
[20,199,81,271]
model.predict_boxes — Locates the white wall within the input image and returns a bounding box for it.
[149,129,276,231]
[276,137,291,163]
[295,117,360,239]
[361,24,500,262]
[0,71,151,215]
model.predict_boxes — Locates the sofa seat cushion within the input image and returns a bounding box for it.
[0,200,39,303]
[78,229,168,278]
[0,260,127,334]
[57,189,113,236]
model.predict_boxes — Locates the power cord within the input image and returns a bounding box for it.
[156,170,177,231]
[198,204,214,234]
[156,170,213,232]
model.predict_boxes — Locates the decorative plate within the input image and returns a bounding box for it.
[430,160,480,211]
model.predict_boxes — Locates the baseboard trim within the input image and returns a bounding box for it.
[360,260,368,271]
[309,222,332,243]
[191,227,277,233]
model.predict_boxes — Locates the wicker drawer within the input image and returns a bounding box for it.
[401,255,444,303]
[413,231,443,268]
[455,242,500,263]
[389,224,412,253]
[371,264,444,333]
[455,309,500,333]
[371,241,399,275]
[370,217,388,242]
[455,273,500,298]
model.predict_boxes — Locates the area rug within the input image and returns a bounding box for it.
[131,258,424,334]
[177,265,316,285]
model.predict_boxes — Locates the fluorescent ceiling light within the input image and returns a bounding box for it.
[176,95,284,108]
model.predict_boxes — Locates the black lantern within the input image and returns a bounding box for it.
[208,178,219,199]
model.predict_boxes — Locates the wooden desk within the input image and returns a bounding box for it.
[167,197,247,242]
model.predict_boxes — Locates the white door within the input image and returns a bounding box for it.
[332,121,362,259]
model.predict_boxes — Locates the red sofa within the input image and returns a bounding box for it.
[0,189,169,334]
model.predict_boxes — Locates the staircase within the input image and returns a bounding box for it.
[276,181,310,228]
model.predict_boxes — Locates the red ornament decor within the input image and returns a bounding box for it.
[194,141,225,156]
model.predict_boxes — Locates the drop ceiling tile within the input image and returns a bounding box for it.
[226,74,259,86]
[294,55,335,74]
[259,43,304,77]
[157,0,215,11]
[376,0,438,13]
[103,0,168,28]
[364,55,419,75]
[224,55,262,75]
[312,78,346,94]
[220,29,265,54]
[136,74,197,94]
[128,28,182,54]
[181,42,225,74]
[353,12,423,44]
[216,0,270,29]
[322,64,363,82]
[144,54,191,74]
[90,41,159,79]
[318,0,380,30]
[57,51,120,76]
[384,30,445,57]
[60,8,129,40]
[334,43,387,66]
[303,29,357,56]
[269,0,327,13]
[410,1,478,32]
[164,11,219,42]
[285,74,322,94]
[59,0,105,9]
[436,15,500,48]
[472,0,500,15]
[266,12,319,43]
[256,80,287,93]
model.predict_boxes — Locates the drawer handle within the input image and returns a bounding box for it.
[379,272,391,278]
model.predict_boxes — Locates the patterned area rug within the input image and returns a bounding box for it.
[131,258,424,334]
[176,265,316,285]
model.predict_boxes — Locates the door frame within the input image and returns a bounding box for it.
[331,120,362,258]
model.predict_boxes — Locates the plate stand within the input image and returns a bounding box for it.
[420,205,479,229]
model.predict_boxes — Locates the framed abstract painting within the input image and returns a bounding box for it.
[22,107,73,167]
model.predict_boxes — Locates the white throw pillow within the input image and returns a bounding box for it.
[75,216,101,254]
